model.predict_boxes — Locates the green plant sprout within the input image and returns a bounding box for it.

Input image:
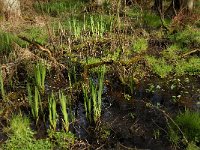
[0,69,6,101]
[94,65,106,122]
[82,65,106,123]
[34,61,47,94]
[48,92,57,131]
[82,83,92,123]
[27,84,41,123]
[59,90,69,132]
[72,18,81,39]
[0,31,15,55]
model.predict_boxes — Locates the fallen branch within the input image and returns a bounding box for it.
[82,56,144,84]
[181,49,200,58]
[138,99,189,145]
[18,36,52,57]
[18,36,66,69]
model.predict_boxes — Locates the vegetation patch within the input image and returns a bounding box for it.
[0,31,16,55]
[3,115,52,150]
[175,57,200,75]
[146,56,173,78]
[169,110,200,148]
[19,26,48,45]
[34,0,85,16]
[132,37,148,53]
[169,26,200,47]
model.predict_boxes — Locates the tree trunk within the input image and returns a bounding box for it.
[0,0,21,20]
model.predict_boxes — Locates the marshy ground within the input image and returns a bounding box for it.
[0,0,200,149]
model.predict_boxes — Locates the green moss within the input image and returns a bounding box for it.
[146,56,173,78]
[132,38,148,53]
[3,115,52,150]
[48,131,75,149]
[143,12,170,28]
[169,26,200,46]
[162,44,180,61]
[175,57,200,75]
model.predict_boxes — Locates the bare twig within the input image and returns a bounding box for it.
[138,99,189,145]
[181,49,200,58]
[18,36,66,69]
[18,36,52,57]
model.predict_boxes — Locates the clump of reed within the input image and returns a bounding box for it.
[48,92,57,131]
[82,84,92,122]
[83,65,106,123]
[34,61,47,94]
[27,84,42,123]
[59,90,70,132]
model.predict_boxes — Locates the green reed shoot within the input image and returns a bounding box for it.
[0,69,6,101]
[59,90,69,132]
[83,65,106,123]
[97,15,105,38]
[91,81,98,122]
[82,84,92,122]
[34,61,46,94]
[72,18,81,39]
[93,65,106,123]
[68,72,72,93]
[89,15,105,39]
[90,16,95,36]
[48,92,57,131]
[27,84,41,123]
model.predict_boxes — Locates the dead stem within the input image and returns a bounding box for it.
[138,99,189,145]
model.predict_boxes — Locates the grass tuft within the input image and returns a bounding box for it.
[169,110,200,147]
[3,114,52,150]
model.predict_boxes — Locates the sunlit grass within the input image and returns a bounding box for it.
[19,26,48,45]
[34,0,85,16]
[0,31,15,55]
